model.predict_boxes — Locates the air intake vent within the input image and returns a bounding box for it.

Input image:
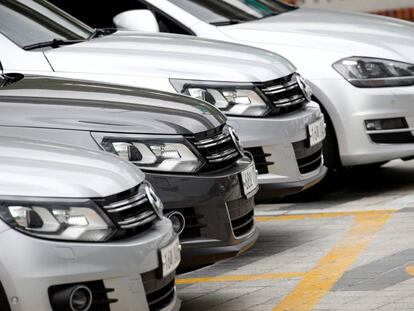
[143,270,176,311]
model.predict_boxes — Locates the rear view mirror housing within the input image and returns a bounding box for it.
[113,10,160,33]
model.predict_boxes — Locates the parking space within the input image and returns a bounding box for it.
[177,160,414,311]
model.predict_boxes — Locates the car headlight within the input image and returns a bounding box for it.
[170,79,271,117]
[0,197,116,242]
[333,57,414,88]
[92,133,204,173]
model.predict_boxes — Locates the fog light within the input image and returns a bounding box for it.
[166,211,185,235]
[365,118,408,131]
[50,285,92,311]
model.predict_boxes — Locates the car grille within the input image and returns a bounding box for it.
[259,74,308,115]
[227,197,255,238]
[190,125,242,172]
[96,183,160,240]
[245,147,273,175]
[369,132,414,144]
[293,140,323,175]
[142,270,176,311]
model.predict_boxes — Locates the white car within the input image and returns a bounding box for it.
[0,0,327,198]
[74,0,414,170]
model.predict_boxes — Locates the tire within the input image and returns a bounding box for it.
[322,110,341,174]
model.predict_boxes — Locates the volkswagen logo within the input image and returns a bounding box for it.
[144,183,164,218]
[228,126,244,156]
[296,74,313,102]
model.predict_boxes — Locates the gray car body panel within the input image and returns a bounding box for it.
[0,75,224,134]
[0,136,143,198]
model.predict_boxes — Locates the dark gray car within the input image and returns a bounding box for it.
[0,72,259,270]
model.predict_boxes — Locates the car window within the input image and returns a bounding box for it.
[49,0,193,35]
[0,0,92,47]
[48,0,147,29]
[168,0,295,24]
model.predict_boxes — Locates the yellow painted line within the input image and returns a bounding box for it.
[272,211,393,311]
[405,266,414,276]
[256,210,396,223]
[177,272,305,285]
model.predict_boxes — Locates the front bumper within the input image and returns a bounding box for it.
[145,156,259,270]
[227,102,326,197]
[0,218,180,311]
[312,79,414,166]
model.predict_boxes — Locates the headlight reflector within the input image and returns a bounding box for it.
[92,133,204,173]
[333,57,414,87]
[0,198,115,242]
[171,80,271,117]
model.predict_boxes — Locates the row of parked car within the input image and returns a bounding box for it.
[1,0,414,310]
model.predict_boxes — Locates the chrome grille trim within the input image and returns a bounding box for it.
[259,73,309,114]
[273,94,306,107]
[193,132,232,148]
[262,79,298,94]
[101,183,161,232]
[118,211,158,229]
[190,126,243,171]
[206,149,240,163]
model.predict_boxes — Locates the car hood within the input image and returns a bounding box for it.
[44,31,295,83]
[222,8,414,62]
[0,75,225,134]
[0,137,144,198]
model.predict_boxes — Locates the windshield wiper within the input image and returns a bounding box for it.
[23,38,84,51]
[88,28,117,40]
[210,19,242,26]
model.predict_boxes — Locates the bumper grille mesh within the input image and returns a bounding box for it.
[227,197,255,238]
[293,140,323,175]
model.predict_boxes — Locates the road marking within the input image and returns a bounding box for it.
[256,210,395,223]
[177,272,305,285]
[406,265,414,276]
[272,211,393,311]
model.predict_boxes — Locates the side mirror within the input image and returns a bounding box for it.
[113,10,160,33]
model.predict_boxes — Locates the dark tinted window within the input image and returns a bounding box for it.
[49,0,192,34]
[0,0,92,47]
[49,0,147,29]
[168,0,295,24]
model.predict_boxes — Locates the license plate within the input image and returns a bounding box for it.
[308,117,326,147]
[241,162,258,198]
[160,237,181,277]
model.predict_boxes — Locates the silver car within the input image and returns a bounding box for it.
[0,137,180,311]
[0,0,326,197]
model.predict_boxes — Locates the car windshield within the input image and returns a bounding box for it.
[0,0,93,48]
[168,0,296,25]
